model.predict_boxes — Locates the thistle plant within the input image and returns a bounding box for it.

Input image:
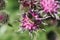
[40,0,60,19]
[19,0,60,40]
[0,0,5,10]
[0,12,9,24]
[40,0,60,13]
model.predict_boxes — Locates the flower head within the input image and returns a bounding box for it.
[21,10,43,31]
[0,12,9,24]
[40,0,60,13]
[20,0,31,7]
[0,0,5,10]
[21,13,39,31]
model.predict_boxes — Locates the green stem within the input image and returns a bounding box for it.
[33,31,38,40]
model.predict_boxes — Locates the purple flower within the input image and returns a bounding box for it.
[21,13,38,31]
[20,0,31,8]
[21,10,43,31]
[40,0,60,13]
[0,15,4,20]
[0,12,9,24]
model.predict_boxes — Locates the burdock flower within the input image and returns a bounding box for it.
[20,9,48,31]
[40,0,60,20]
[20,0,31,8]
[20,10,41,31]
[0,0,5,10]
[0,12,9,24]
[40,0,60,13]
[19,0,31,12]
[21,13,39,31]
